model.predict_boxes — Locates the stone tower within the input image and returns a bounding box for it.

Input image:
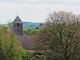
[13,16,23,35]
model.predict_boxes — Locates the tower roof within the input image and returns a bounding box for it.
[13,16,22,23]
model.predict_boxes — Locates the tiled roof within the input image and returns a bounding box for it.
[13,16,22,23]
[9,26,34,50]
[9,26,13,34]
[16,35,34,50]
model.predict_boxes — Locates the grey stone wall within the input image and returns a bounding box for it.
[13,23,23,35]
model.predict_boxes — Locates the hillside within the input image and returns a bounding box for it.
[0,22,45,27]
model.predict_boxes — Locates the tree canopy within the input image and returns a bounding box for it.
[33,11,80,60]
[0,26,38,60]
[0,26,22,60]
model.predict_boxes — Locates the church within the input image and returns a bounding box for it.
[9,16,34,50]
[13,16,23,35]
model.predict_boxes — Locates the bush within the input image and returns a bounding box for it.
[21,48,36,60]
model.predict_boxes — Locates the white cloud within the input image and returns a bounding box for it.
[62,0,80,2]
[25,0,36,2]
[0,0,80,24]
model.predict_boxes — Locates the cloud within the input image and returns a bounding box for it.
[0,0,80,24]
[62,0,80,2]
[26,0,36,2]
[0,0,80,5]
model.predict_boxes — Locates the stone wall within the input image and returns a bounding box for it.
[13,23,23,35]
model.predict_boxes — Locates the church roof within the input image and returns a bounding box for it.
[13,16,22,23]
[17,35,34,50]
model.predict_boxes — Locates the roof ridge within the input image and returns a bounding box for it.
[13,16,22,22]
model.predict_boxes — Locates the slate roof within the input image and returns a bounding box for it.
[13,16,22,23]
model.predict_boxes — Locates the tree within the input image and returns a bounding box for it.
[40,23,43,27]
[26,25,27,27]
[21,48,36,60]
[0,26,39,60]
[23,28,39,35]
[0,26,22,60]
[33,11,80,60]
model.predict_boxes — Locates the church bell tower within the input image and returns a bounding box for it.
[13,16,23,35]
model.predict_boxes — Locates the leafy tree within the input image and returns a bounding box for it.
[21,48,36,60]
[0,26,38,60]
[23,28,39,35]
[26,25,27,27]
[40,23,43,27]
[33,11,80,60]
[0,26,22,60]
[35,27,39,29]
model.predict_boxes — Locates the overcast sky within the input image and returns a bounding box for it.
[0,0,80,24]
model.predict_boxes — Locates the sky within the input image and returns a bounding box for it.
[0,0,80,24]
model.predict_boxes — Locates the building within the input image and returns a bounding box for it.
[13,16,23,35]
[9,16,34,50]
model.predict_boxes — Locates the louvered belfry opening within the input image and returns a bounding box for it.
[13,16,23,35]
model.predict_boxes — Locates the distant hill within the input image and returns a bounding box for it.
[0,22,45,27]
[0,24,8,26]
[23,22,42,27]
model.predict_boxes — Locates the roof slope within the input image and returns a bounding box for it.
[9,27,34,50]
[17,35,34,50]
[13,16,22,23]
[9,26,13,34]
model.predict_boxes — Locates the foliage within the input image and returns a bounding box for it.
[33,11,80,60]
[0,26,22,60]
[35,27,39,29]
[21,48,36,60]
[39,55,46,60]
[32,26,52,50]
[21,48,45,60]
[23,27,40,35]
[40,23,43,26]
[0,26,38,60]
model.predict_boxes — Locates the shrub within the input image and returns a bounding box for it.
[21,48,36,60]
